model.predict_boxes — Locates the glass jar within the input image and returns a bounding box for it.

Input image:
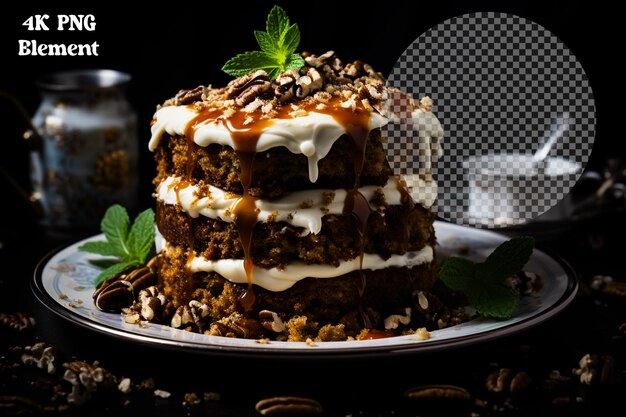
[30,69,138,238]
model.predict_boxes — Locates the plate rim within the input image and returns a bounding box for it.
[31,221,579,360]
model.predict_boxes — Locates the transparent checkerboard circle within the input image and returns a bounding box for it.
[383,12,595,227]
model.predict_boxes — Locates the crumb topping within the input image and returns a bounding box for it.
[160,51,389,120]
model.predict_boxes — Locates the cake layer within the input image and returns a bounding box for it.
[154,129,393,199]
[156,243,438,340]
[156,175,437,235]
[156,200,436,270]
[150,103,387,184]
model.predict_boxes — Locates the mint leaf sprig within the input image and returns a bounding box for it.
[222,5,305,79]
[438,236,535,320]
[78,204,156,288]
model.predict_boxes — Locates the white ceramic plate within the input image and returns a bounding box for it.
[32,221,577,358]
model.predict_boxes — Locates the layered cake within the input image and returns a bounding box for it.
[148,51,444,341]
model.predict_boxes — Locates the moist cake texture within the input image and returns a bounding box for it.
[146,51,444,341]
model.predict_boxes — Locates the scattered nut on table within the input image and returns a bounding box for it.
[486,368,532,395]
[404,384,471,401]
[255,396,323,415]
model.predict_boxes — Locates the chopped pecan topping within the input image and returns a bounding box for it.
[303,50,338,69]
[274,69,299,102]
[295,67,323,99]
[162,50,388,114]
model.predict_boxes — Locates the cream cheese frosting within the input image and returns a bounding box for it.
[159,237,434,292]
[149,105,387,183]
[156,175,436,235]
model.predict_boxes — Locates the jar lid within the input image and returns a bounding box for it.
[36,69,131,92]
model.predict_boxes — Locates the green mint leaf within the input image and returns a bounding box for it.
[254,30,280,56]
[284,53,305,71]
[223,5,303,80]
[466,282,519,319]
[281,23,300,56]
[438,256,476,292]
[222,51,281,78]
[78,241,120,257]
[126,208,156,263]
[438,237,535,320]
[266,5,289,40]
[482,236,535,283]
[88,259,119,269]
[93,260,140,288]
[100,204,131,259]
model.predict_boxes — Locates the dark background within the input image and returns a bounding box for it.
[0,0,623,225]
[1,2,625,416]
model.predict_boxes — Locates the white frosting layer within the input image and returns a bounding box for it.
[169,240,434,292]
[149,105,387,183]
[157,176,423,235]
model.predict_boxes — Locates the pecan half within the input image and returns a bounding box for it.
[510,371,532,394]
[404,384,471,401]
[125,257,159,291]
[226,70,271,106]
[174,86,205,105]
[486,368,513,393]
[486,368,532,395]
[92,257,159,313]
[93,280,134,312]
[255,396,323,416]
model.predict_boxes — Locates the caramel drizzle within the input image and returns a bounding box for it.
[225,112,272,310]
[328,107,374,329]
[178,109,222,301]
[183,98,374,313]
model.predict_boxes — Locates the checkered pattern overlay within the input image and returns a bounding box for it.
[383,12,596,227]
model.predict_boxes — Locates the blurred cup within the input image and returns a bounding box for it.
[463,153,581,227]
[3,69,138,239]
